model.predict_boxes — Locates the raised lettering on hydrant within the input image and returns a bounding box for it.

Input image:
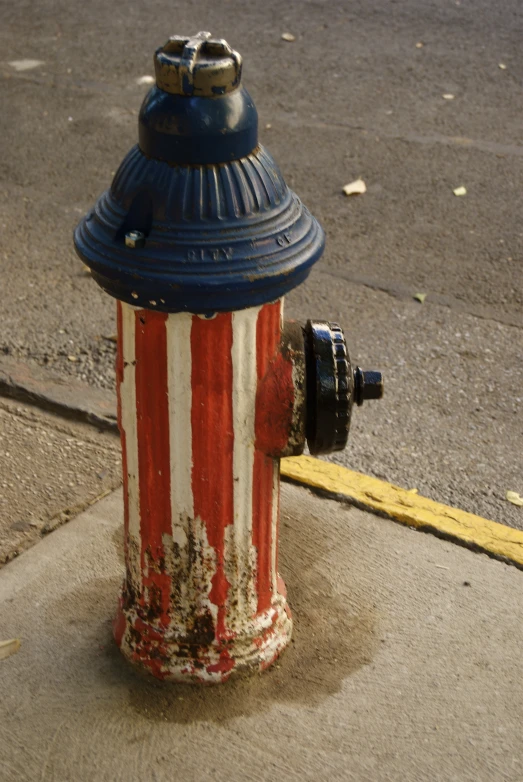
[74,31,383,683]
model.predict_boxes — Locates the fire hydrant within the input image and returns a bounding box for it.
[74,32,383,683]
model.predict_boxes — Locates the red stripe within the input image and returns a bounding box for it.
[191,314,234,641]
[135,309,172,630]
[253,301,281,613]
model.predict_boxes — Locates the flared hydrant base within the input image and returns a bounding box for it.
[113,588,292,683]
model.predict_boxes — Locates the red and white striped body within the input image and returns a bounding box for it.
[113,299,299,682]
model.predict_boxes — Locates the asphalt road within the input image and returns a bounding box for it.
[0,0,522,526]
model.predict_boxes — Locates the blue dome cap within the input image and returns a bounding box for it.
[74,33,325,314]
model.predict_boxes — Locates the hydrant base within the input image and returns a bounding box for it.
[114,592,293,684]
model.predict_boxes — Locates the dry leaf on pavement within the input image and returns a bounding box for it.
[506,491,523,507]
[8,60,44,71]
[342,178,367,196]
[413,293,427,303]
[0,639,21,661]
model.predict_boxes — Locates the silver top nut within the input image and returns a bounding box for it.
[125,230,145,249]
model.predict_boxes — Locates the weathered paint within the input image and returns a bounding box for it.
[230,306,260,624]
[118,301,141,602]
[191,311,235,644]
[135,311,172,634]
[155,32,242,98]
[115,300,302,683]
[253,301,281,612]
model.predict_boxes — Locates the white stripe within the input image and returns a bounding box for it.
[271,460,280,595]
[166,313,194,529]
[164,313,196,630]
[231,306,261,618]
[120,303,141,592]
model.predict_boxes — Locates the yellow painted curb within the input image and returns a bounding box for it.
[281,455,523,569]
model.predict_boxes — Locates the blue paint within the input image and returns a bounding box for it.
[74,68,325,314]
[138,85,258,166]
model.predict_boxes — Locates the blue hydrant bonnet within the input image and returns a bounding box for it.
[74,32,325,314]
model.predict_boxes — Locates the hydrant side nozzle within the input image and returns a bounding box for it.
[302,322,385,455]
[304,320,353,456]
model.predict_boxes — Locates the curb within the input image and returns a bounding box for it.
[281,456,523,571]
[0,357,117,432]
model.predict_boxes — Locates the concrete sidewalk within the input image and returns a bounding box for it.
[1,482,522,782]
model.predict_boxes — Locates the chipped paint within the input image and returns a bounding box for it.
[155,32,242,98]
[114,301,295,682]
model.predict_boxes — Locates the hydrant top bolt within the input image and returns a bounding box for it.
[125,230,145,249]
[154,31,243,97]
[353,367,384,407]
